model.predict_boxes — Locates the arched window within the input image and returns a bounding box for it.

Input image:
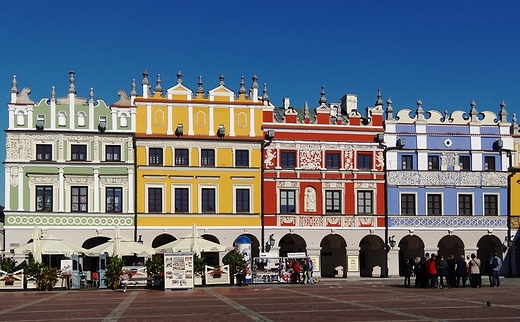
[58,111,67,126]
[78,112,86,127]
[120,113,128,127]
[16,111,25,126]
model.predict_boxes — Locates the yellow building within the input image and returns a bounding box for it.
[132,71,268,262]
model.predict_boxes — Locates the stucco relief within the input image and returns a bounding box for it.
[323,182,342,188]
[299,216,323,227]
[358,217,375,227]
[355,182,376,189]
[237,112,247,128]
[276,181,298,188]
[344,216,356,227]
[326,217,342,226]
[264,148,276,168]
[387,171,507,187]
[280,216,296,226]
[93,139,99,162]
[299,150,321,169]
[441,152,457,169]
[344,148,354,170]
[304,186,317,212]
[375,151,384,171]
[389,216,506,228]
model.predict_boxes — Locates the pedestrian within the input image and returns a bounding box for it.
[490,253,502,287]
[120,269,130,292]
[455,255,467,288]
[468,253,481,288]
[485,253,494,286]
[447,254,456,288]
[426,254,438,289]
[307,258,315,284]
[403,258,412,287]
[413,257,422,288]
[293,260,302,284]
[437,255,449,288]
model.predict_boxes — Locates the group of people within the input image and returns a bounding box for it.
[402,252,503,289]
[281,258,315,284]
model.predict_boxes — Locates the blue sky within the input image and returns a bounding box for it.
[1,1,520,204]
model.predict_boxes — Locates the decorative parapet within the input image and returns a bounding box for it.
[389,216,507,229]
[5,214,134,227]
[387,171,508,187]
[278,215,381,228]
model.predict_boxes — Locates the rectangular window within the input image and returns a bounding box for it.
[106,145,121,162]
[400,194,415,216]
[326,152,340,168]
[71,145,87,161]
[280,190,296,213]
[201,188,215,213]
[325,190,341,213]
[148,187,162,213]
[281,151,296,168]
[459,156,470,171]
[357,191,373,214]
[428,156,439,170]
[357,154,371,170]
[175,149,189,166]
[175,188,189,213]
[106,187,122,213]
[402,155,413,170]
[236,189,250,213]
[36,186,53,212]
[484,195,498,216]
[71,186,88,212]
[484,156,496,171]
[458,194,472,216]
[427,194,442,215]
[36,144,52,161]
[149,148,163,166]
[201,149,215,167]
[235,150,249,167]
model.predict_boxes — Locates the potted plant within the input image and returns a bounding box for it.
[0,257,17,285]
[145,255,163,289]
[104,256,125,290]
[223,251,246,286]
[24,259,59,291]
[193,254,205,285]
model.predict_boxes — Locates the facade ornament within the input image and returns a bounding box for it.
[155,74,162,92]
[319,86,327,105]
[141,70,149,85]
[130,79,137,96]
[89,88,94,104]
[51,86,56,103]
[499,101,507,123]
[304,101,309,119]
[11,75,17,93]
[68,71,76,94]
[386,98,394,120]
[239,76,246,95]
[177,70,183,84]
[470,100,478,122]
[219,73,225,86]
[262,83,269,101]
[251,74,258,89]
[416,99,424,121]
[197,76,204,95]
[375,88,383,107]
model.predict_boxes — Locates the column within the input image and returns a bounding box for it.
[58,167,65,212]
[146,104,152,134]
[17,168,23,211]
[249,106,255,137]
[127,167,134,213]
[4,167,10,211]
[208,105,214,136]
[229,106,235,136]
[187,105,194,136]
[388,248,400,277]
[93,167,100,213]
[306,246,321,278]
[346,246,360,278]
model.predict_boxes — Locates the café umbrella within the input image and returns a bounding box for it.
[87,226,155,257]
[13,226,90,262]
[155,224,227,255]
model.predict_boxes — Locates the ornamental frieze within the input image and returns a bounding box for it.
[355,182,376,189]
[299,216,323,227]
[389,216,507,228]
[276,181,298,188]
[322,182,343,188]
[276,215,378,227]
[299,150,322,169]
[387,171,507,187]
[6,214,134,227]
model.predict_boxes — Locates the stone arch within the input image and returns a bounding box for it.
[359,235,385,277]
[278,233,307,257]
[398,235,425,275]
[476,234,503,262]
[437,235,465,259]
[320,234,346,277]
[151,233,176,248]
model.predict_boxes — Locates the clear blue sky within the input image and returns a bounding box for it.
[1,1,520,205]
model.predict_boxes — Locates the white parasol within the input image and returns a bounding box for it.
[88,226,155,257]
[155,224,227,255]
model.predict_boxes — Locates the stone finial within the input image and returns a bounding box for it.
[130,79,137,96]
[51,86,56,103]
[375,88,383,106]
[304,101,309,118]
[499,101,507,123]
[219,74,225,86]
[385,98,394,120]
[177,71,183,84]
[251,74,258,89]
[68,71,76,94]
[416,99,424,120]
[470,100,478,121]
[239,76,246,95]
[262,83,269,101]
[512,113,518,135]
[197,76,204,94]
[155,74,162,92]
[11,75,17,93]
[89,87,94,104]
[319,86,327,105]
[513,113,517,125]
[142,70,149,85]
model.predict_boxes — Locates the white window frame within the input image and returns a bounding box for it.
[145,183,165,214]
[425,192,444,216]
[457,192,474,216]
[233,184,253,214]
[171,184,191,214]
[199,184,218,213]
[399,192,417,216]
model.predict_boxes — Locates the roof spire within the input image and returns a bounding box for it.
[262,83,269,101]
[89,87,94,104]
[51,86,56,103]
[11,75,17,93]
[197,76,204,95]
[68,71,76,94]
[155,74,162,92]
[239,76,246,95]
[177,71,183,84]
[385,98,394,120]
[470,100,478,121]
[416,99,424,120]
[141,70,149,85]
[499,101,507,123]
[251,74,258,89]
[319,86,327,105]
[219,74,225,86]
[375,88,383,106]
[304,101,309,118]
[130,79,137,96]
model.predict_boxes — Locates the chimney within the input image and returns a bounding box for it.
[283,97,290,109]
[341,94,358,114]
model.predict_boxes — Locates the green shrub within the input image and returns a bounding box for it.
[0,257,17,273]
[105,256,125,289]
[145,255,163,277]
[24,259,59,291]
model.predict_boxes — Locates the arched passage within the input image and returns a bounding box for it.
[320,234,347,277]
[278,233,307,257]
[398,235,425,275]
[151,233,176,248]
[82,236,111,272]
[476,235,503,264]
[437,235,465,259]
[359,235,385,277]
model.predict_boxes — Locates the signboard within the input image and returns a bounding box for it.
[308,255,320,272]
[60,259,72,275]
[287,252,306,258]
[204,264,230,285]
[163,252,194,290]
[252,257,282,283]
[236,242,252,283]
[347,255,359,272]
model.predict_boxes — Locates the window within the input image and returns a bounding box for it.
[175,188,189,213]
[280,190,296,213]
[428,156,439,170]
[201,188,215,213]
[36,144,52,161]
[402,155,413,170]
[458,194,472,216]
[36,114,45,129]
[484,195,498,216]
[281,151,296,168]
[78,112,85,127]
[400,194,415,216]
[357,154,371,170]
[106,145,121,162]
[459,156,470,171]
[58,111,67,126]
[325,190,341,213]
[236,189,250,213]
[71,145,87,161]
[175,149,189,166]
[326,152,340,168]
[427,194,442,215]
[148,187,162,213]
[36,186,53,212]
[149,148,163,165]
[106,187,122,213]
[17,111,24,126]
[71,187,88,212]
[235,150,249,167]
[357,191,373,214]
[201,149,215,167]
[120,113,128,127]
[484,156,496,171]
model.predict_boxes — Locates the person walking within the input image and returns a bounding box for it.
[485,253,494,286]
[447,254,456,288]
[468,253,481,288]
[426,254,438,289]
[437,255,449,288]
[490,253,503,287]
[307,257,315,284]
[403,258,412,287]
[455,255,467,288]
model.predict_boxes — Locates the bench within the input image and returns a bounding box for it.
[125,277,154,289]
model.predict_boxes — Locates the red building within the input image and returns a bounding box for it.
[262,88,386,277]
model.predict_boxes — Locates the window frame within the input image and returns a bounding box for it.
[174,187,189,213]
[36,186,53,212]
[235,188,250,213]
[484,194,498,216]
[325,190,341,213]
[427,194,442,216]
[106,187,123,213]
[400,193,416,216]
[357,190,373,214]
[484,156,496,171]
[36,144,52,161]
[71,186,88,213]
[280,190,296,213]
[175,148,189,166]
[201,188,216,213]
[458,194,473,216]
[106,145,121,162]
[201,149,215,167]
[357,153,372,170]
[235,150,249,167]
[428,155,440,171]
[71,144,87,161]
[401,155,413,171]
[280,151,296,168]
[149,148,163,166]
[148,187,163,213]
[326,152,340,169]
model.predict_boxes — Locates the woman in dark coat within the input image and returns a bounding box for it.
[437,255,449,288]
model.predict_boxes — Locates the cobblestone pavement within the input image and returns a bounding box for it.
[1,277,520,321]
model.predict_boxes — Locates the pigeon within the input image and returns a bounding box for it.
[486,300,491,307]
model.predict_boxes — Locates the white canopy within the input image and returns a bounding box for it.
[155,224,227,255]
[13,226,91,262]
[87,226,155,257]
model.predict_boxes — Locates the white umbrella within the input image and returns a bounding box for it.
[155,224,227,255]
[13,229,90,261]
[31,226,42,262]
[88,226,155,257]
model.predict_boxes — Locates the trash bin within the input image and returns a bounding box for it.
[235,273,245,286]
